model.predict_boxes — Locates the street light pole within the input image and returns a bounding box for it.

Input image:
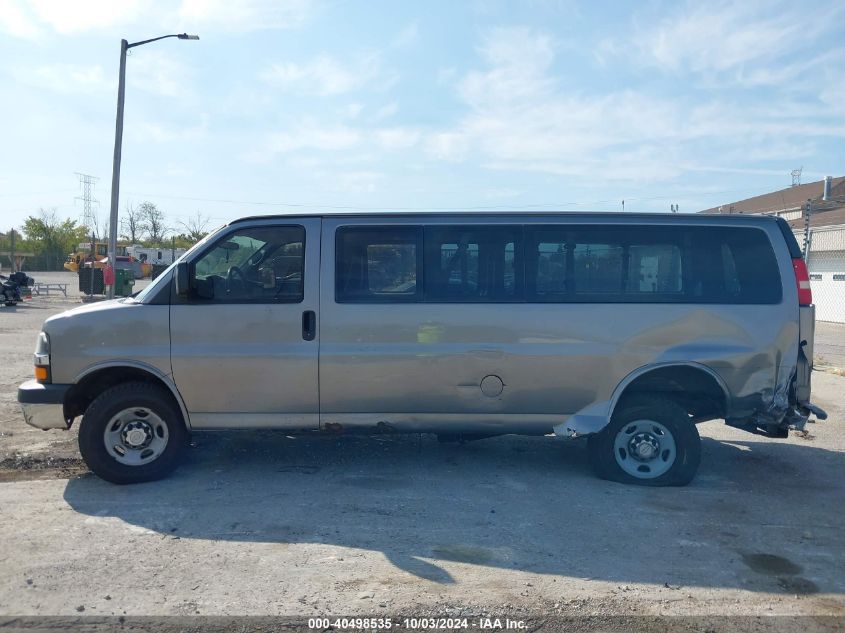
[106,33,199,299]
[106,39,128,299]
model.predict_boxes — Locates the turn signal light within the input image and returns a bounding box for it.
[34,366,49,382]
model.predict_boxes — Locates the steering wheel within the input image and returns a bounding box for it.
[226,265,247,295]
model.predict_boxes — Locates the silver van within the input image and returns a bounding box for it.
[18,213,826,486]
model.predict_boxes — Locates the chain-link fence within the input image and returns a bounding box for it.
[804,225,845,324]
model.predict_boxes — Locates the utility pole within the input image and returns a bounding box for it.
[9,229,16,273]
[802,199,812,260]
[75,173,99,238]
[106,32,199,299]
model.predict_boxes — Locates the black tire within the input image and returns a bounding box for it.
[78,381,188,484]
[587,396,701,487]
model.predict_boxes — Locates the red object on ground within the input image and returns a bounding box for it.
[103,265,115,286]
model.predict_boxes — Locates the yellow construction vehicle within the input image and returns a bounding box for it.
[64,242,129,273]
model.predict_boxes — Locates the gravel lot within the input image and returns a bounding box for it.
[1,271,844,621]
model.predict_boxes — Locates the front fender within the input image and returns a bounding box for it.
[72,360,192,430]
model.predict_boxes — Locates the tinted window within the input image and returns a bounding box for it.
[191,225,304,303]
[336,226,421,302]
[336,223,781,305]
[424,226,521,302]
[526,225,780,304]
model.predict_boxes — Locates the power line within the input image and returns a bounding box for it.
[0,189,77,198]
[117,185,774,213]
[1,183,804,223]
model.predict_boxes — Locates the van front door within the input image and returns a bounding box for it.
[170,219,320,429]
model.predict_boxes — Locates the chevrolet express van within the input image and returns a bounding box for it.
[18,213,826,486]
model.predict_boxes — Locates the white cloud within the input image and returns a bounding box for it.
[391,22,419,48]
[426,132,470,162]
[374,101,398,120]
[0,0,314,37]
[261,123,362,158]
[336,170,383,193]
[30,0,150,33]
[484,188,521,200]
[13,63,110,93]
[341,103,364,119]
[127,50,192,98]
[375,127,420,150]
[426,24,845,184]
[459,26,556,108]
[133,113,209,143]
[260,53,381,96]
[0,0,41,38]
[633,1,843,81]
[178,0,314,32]
[0,0,151,37]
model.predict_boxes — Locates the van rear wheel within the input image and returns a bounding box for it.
[78,382,187,484]
[587,396,700,486]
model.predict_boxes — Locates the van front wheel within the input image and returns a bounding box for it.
[78,382,187,484]
[587,396,700,487]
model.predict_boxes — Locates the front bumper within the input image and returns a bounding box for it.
[18,380,71,430]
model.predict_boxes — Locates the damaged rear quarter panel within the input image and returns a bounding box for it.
[557,220,799,436]
[554,302,798,436]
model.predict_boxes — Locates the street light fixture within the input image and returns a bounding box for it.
[106,33,199,298]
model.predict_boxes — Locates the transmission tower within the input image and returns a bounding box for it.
[75,173,100,237]
[791,167,803,187]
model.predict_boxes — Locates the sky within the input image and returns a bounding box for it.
[1,0,844,234]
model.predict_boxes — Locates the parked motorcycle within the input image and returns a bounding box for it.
[1,271,34,306]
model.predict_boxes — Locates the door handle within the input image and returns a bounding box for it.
[302,310,316,341]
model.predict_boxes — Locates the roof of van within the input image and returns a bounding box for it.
[228,211,780,224]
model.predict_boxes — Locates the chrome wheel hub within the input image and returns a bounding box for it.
[121,421,153,448]
[629,433,660,461]
[104,407,169,466]
[612,419,677,479]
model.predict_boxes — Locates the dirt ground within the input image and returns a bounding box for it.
[1,271,844,621]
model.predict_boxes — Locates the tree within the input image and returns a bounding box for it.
[22,209,88,270]
[93,211,109,243]
[121,203,148,244]
[178,211,211,242]
[139,201,169,245]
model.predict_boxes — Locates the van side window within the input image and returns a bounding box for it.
[626,244,683,294]
[424,226,522,302]
[191,225,304,303]
[526,226,778,304]
[336,227,421,302]
[527,227,683,301]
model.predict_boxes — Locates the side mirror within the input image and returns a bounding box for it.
[175,262,189,297]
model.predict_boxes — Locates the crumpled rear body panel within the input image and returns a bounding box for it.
[553,306,799,437]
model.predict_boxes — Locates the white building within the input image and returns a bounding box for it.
[127,245,187,267]
[702,176,845,324]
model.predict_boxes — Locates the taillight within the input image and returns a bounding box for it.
[792,257,812,306]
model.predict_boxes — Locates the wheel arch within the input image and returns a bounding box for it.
[608,361,730,425]
[65,361,191,430]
